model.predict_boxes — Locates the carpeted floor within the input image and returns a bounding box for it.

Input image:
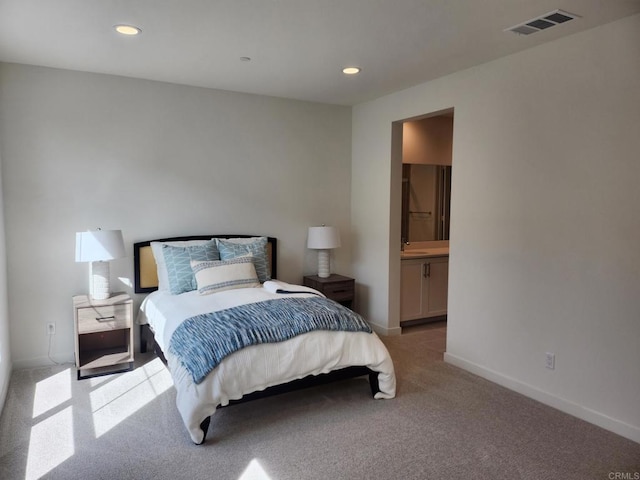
[0,325,638,480]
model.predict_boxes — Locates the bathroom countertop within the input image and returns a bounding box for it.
[401,241,449,259]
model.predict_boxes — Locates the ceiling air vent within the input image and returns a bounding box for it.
[505,9,579,36]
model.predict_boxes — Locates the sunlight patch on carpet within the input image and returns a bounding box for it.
[90,358,173,438]
[26,406,74,480]
[32,368,72,418]
[239,459,272,480]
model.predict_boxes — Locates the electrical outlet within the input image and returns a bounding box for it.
[545,352,555,370]
[47,322,56,335]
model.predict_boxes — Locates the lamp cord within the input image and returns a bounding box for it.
[47,332,73,366]
[47,332,61,365]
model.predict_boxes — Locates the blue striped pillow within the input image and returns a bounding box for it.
[162,240,219,294]
[216,237,270,283]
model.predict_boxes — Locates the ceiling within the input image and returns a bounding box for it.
[1,0,639,106]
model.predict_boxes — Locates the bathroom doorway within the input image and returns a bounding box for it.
[393,109,454,351]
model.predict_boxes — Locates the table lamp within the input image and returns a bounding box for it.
[307,226,341,278]
[75,229,125,300]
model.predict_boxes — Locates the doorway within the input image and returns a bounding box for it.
[393,109,454,346]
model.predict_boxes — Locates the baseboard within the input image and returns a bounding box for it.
[12,354,75,370]
[369,322,402,336]
[444,352,640,444]
[0,360,12,416]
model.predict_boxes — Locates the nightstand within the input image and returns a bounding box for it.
[303,274,355,309]
[73,292,134,380]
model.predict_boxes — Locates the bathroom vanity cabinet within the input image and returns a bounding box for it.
[400,255,448,323]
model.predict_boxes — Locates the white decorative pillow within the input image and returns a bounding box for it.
[150,239,213,291]
[191,256,260,295]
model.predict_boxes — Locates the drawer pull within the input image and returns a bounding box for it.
[96,316,116,322]
[333,289,348,294]
[422,263,431,278]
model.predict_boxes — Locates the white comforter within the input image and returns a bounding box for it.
[138,281,396,443]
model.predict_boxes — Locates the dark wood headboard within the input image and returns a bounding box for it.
[133,235,277,294]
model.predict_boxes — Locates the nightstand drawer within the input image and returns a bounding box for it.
[322,280,354,301]
[303,274,355,308]
[77,304,131,334]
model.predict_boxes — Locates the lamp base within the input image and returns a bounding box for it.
[90,261,111,300]
[317,249,330,278]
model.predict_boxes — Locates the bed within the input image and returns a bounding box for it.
[134,234,396,444]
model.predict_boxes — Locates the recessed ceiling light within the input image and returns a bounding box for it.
[114,24,141,36]
[342,66,361,75]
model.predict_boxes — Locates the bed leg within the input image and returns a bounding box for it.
[368,372,380,397]
[197,416,211,445]
[140,324,148,353]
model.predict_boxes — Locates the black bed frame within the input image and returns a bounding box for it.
[133,235,379,444]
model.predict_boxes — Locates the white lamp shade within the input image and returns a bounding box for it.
[307,226,341,250]
[75,230,125,263]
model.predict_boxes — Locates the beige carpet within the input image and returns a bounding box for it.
[0,327,638,480]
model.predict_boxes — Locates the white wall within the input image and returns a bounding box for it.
[0,147,11,412]
[0,63,352,368]
[352,14,640,443]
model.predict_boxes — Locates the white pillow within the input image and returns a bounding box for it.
[151,239,211,291]
[191,257,260,295]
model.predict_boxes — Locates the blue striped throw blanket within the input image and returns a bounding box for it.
[168,296,372,384]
